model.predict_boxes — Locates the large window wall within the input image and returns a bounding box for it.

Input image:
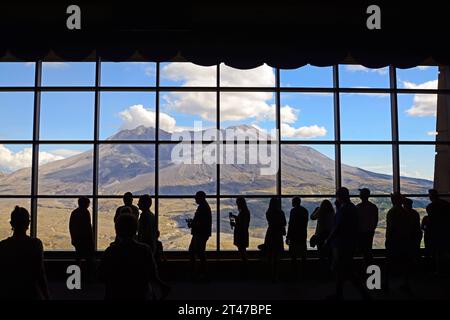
[0,61,446,251]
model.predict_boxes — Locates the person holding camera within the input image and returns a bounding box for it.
[229,196,251,269]
[188,191,212,279]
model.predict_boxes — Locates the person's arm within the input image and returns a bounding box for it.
[385,211,392,249]
[310,207,319,220]
[286,211,293,241]
[35,241,50,300]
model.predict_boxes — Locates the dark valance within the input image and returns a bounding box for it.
[1,1,450,69]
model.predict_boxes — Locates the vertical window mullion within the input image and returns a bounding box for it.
[155,63,160,230]
[92,58,101,250]
[333,65,342,190]
[30,61,42,237]
[275,68,281,197]
[390,65,400,193]
[216,64,220,252]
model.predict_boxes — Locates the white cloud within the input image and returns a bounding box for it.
[162,63,216,86]
[417,66,431,70]
[427,131,438,136]
[41,62,70,69]
[119,104,178,132]
[0,145,65,173]
[281,123,327,138]
[345,65,388,75]
[280,106,297,124]
[403,80,438,117]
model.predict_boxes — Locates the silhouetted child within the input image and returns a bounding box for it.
[264,197,286,281]
[230,196,250,269]
[286,196,308,274]
[0,206,49,300]
[69,197,95,281]
[99,213,170,300]
[155,230,166,264]
[137,194,157,254]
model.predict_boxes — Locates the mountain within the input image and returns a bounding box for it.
[0,125,432,196]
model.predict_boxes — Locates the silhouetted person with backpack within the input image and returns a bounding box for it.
[426,189,450,275]
[99,213,170,300]
[114,192,139,222]
[326,187,370,300]
[188,191,212,279]
[310,199,335,269]
[286,196,308,273]
[384,193,418,293]
[356,188,379,266]
[137,194,157,254]
[230,196,250,268]
[0,206,49,300]
[264,197,286,281]
[69,197,95,281]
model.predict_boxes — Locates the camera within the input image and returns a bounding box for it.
[228,212,236,229]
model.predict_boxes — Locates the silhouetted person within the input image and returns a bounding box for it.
[114,192,139,222]
[327,187,370,300]
[426,189,450,275]
[99,213,170,300]
[264,197,286,281]
[137,195,157,253]
[311,200,335,266]
[230,196,250,267]
[154,230,166,265]
[188,191,212,279]
[286,196,308,273]
[356,188,379,266]
[0,206,49,300]
[403,197,423,259]
[384,193,418,293]
[69,197,95,280]
[421,215,431,259]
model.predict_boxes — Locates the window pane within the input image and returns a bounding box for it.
[40,92,94,140]
[99,144,155,195]
[0,92,34,140]
[159,143,216,195]
[0,144,32,195]
[160,92,216,140]
[220,197,270,250]
[220,143,277,195]
[38,145,93,195]
[339,65,389,88]
[280,65,333,88]
[280,93,334,141]
[37,198,83,250]
[0,199,30,239]
[100,92,156,140]
[160,63,215,87]
[396,66,439,89]
[0,62,35,86]
[340,93,391,140]
[281,144,335,195]
[341,145,393,195]
[101,62,156,86]
[220,92,275,138]
[159,198,217,251]
[400,145,435,194]
[220,64,274,87]
[42,62,95,86]
[398,93,438,141]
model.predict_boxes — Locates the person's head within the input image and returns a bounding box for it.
[115,213,138,240]
[428,189,439,202]
[391,192,403,207]
[119,206,133,216]
[10,206,30,233]
[269,197,280,211]
[359,188,370,202]
[77,196,90,209]
[123,192,133,206]
[236,196,248,212]
[195,191,207,205]
[292,196,301,208]
[320,199,334,213]
[137,194,152,211]
[403,197,413,210]
[336,187,350,204]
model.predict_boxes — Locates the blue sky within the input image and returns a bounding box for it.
[0,62,439,181]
